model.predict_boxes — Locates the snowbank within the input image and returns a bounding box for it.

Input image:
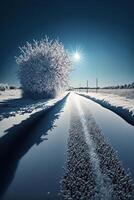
[77,89,134,99]
[0,89,22,102]
[78,92,134,125]
[0,92,69,137]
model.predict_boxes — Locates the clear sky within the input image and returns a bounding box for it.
[0,0,134,87]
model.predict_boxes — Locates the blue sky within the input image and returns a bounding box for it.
[0,0,133,87]
[69,28,134,87]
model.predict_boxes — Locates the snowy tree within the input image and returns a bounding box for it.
[0,83,9,91]
[16,37,72,98]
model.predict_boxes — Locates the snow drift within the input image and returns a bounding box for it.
[78,92,134,126]
[16,37,72,99]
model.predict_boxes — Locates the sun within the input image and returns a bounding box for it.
[73,51,81,61]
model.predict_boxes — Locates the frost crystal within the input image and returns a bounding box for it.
[16,37,72,98]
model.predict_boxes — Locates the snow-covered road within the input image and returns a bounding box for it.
[0,92,134,199]
[61,93,134,199]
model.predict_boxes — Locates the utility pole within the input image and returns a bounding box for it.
[87,80,88,93]
[79,83,81,93]
[96,78,98,93]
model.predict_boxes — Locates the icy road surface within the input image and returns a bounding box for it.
[0,92,134,199]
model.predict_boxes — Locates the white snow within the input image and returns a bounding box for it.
[61,93,134,199]
[0,90,69,137]
[78,91,134,117]
[75,96,113,199]
[78,89,134,99]
[0,89,22,102]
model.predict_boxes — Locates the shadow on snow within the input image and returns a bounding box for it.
[0,94,69,199]
[0,97,50,121]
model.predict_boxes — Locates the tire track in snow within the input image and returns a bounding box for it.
[81,96,134,199]
[60,106,96,199]
[75,97,113,200]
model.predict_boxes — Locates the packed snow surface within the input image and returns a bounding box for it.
[60,93,134,199]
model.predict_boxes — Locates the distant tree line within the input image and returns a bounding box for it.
[69,82,134,91]
[102,82,134,89]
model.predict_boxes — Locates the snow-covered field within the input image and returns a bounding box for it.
[78,89,134,99]
[78,90,134,125]
[0,89,22,102]
[0,89,69,137]
[97,89,134,99]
